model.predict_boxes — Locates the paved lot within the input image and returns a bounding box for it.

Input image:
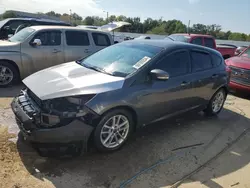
[0,85,250,188]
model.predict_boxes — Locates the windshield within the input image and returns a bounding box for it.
[8,27,35,42]
[80,43,162,77]
[166,34,190,43]
[240,47,250,58]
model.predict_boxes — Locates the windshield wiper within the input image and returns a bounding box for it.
[84,64,114,76]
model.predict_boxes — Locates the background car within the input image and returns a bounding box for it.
[225,46,250,92]
[0,26,113,87]
[0,18,71,40]
[11,40,229,155]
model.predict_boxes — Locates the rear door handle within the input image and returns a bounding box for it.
[211,74,219,78]
[84,49,91,53]
[52,49,61,53]
[181,81,190,86]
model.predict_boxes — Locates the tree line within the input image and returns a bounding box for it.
[1,10,250,41]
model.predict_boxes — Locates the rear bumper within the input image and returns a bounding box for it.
[229,81,250,92]
[11,97,94,145]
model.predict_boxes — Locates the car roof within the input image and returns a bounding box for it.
[122,39,222,56]
[29,25,109,33]
[4,17,69,24]
[170,33,214,38]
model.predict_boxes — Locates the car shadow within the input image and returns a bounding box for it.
[16,108,250,188]
[0,84,24,98]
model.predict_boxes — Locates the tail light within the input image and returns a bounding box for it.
[226,65,231,73]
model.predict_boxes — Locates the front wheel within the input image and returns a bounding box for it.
[204,88,226,116]
[93,109,134,152]
[0,61,19,87]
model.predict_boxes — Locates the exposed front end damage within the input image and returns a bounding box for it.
[11,88,100,156]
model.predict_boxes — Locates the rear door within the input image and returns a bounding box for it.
[64,30,93,62]
[204,37,216,49]
[190,50,216,105]
[90,32,112,53]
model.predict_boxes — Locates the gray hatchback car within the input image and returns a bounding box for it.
[11,40,230,154]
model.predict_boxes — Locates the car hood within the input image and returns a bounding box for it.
[226,56,250,69]
[23,62,125,100]
[0,40,20,52]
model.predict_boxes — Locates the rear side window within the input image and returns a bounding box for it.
[191,51,213,72]
[204,37,215,48]
[211,54,222,67]
[33,31,61,46]
[190,37,203,45]
[66,31,89,46]
[155,51,190,77]
[92,33,111,46]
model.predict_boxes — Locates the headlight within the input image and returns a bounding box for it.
[67,94,96,105]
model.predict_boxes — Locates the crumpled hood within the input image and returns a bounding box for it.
[226,56,250,69]
[23,62,125,100]
[0,40,20,52]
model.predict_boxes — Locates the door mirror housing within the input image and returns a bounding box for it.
[31,39,42,46]
[8,34,13,38]
[150,69,170,80]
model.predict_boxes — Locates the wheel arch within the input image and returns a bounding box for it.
[210,85,228,101]
[100,105,138,131]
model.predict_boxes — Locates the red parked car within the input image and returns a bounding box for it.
[166,34,236,59]
[225,47,250,92]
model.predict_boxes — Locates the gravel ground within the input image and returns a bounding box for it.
[0,85,250,188]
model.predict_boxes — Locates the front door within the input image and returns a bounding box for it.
[138,50,195,124]
[21,30,64,72]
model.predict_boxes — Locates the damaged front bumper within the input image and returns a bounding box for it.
[11,90,98,151]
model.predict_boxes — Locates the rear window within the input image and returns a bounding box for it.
[65,31,89,46]
[204,37,215,48]
[211,54,222,67]
[191,51,213,72]
[92,33,111,46]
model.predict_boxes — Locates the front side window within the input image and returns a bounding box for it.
[92,33,111,46]
[191,51,213,72]
[154,51,190,77]
[204,37,215,48]
[190,37,203,45]
[80,43,162,77]
[167,34,191,43]
[240,47,250,58]
[66,31,89,46]
[9,27,35,42]
[33,31,61,46]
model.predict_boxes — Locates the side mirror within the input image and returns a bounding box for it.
[31,39,42,46]
[8,34,13,38]
[150,69,170,80]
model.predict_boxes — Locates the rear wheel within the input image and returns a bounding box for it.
[0,61,19,87]
[93,109,134,152]
[204,88,226,116]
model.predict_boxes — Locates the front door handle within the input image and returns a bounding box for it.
[211,74,219,79]
[181,81,190,86]
[52,49,61,53]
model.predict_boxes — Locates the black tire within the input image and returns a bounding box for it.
[204,88,226,116]
[0,61,19,87]
[93,109,134,152]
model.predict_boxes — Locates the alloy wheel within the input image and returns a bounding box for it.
[0,65,14,86]
[100,115,130,149]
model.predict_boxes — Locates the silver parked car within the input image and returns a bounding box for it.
[0,26,113,87]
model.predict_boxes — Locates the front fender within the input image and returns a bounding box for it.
[0,51,22,74]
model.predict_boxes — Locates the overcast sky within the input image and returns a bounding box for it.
[0,0,249,34]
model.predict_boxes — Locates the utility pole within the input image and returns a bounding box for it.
[103,10,109,23]
[187,20,190,34]
[69,9,72,24]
